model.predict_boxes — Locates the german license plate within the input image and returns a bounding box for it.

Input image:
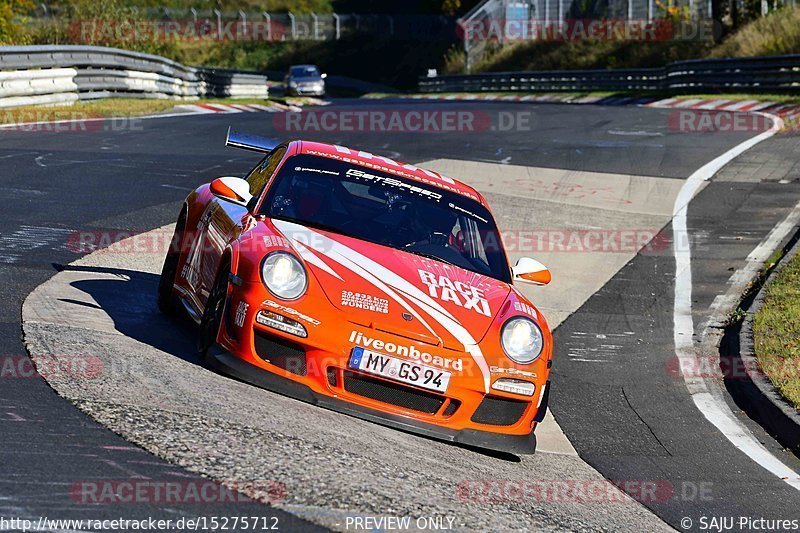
[348,347,450,393]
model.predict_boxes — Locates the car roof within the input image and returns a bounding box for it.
[293,140,486,205]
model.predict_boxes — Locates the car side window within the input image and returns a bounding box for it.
[246,146,287,196]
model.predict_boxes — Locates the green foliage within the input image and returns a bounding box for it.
[711,6,800,57]
[46,0,334,13]
[0,0,34,45]
[753,249,800,409]
[456,5,800,73]
[466,38,712,72]
[28,0,180,55]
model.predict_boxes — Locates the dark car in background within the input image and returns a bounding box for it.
[285,64,327,97]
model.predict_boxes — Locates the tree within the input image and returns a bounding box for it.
[0,0,33,44]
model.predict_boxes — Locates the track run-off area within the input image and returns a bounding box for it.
[4,97,800,531]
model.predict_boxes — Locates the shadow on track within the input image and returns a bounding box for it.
[59,264,523,462]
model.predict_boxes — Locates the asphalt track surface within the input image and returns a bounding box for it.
[3,97,799,529]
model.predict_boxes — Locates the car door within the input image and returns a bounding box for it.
[197,145,288,308]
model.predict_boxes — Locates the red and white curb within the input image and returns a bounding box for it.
[176,103,282,114]
[409,93,800,127]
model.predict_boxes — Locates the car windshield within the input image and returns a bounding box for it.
[260,154,511,282]
[291,66,320,78]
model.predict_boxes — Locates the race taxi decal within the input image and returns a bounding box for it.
[418,269,491,317]
[262,300,320,326]
[349,330,463,371]
[341,290,389,314]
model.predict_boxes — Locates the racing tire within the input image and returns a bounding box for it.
[157,208,187,315]
[197,260,230,358]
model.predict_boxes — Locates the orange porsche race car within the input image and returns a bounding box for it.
[158,129,554,454]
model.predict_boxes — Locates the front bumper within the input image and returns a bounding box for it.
[288,85,325,96]
[208,347,543,455]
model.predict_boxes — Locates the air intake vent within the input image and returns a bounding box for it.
[254,332,307,376]
[343,371,445,414]
[471,396,528,426]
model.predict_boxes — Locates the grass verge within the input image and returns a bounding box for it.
[753,248,800,409]
[0,97,276,124]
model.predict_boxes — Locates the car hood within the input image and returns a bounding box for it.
[271,219,511,350]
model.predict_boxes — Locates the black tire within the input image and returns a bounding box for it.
[197,261,230,357]
[157,208,187,315]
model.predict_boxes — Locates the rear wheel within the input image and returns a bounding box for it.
[157,209,187,315]
[198,261,230,357]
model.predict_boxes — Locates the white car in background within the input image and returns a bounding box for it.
[285,65,327,96]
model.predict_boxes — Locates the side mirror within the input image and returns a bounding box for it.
[210,177,253,208]
[512,258,551,286]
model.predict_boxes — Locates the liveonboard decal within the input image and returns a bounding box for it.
[349,330,464,371]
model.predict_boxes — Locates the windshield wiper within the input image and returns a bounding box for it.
[272,216,359,241]
[404,250,458,267]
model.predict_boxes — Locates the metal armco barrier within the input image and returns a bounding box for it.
[0,45,268,108]
[419,54,800,94]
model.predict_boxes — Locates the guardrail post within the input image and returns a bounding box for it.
[263,12,272,41]
[558,0,563,21]
[214,9,222,41]
[648,0,654,20]
[628,0,633,19]
[333,13,341,39]
[288,12,297,40]
[545,0,550,25]
[311,13,320,39]
[239,10,248,37]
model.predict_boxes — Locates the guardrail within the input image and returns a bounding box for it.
[419,54,800,94]
[0,45,268,108]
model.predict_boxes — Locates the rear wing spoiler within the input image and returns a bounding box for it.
[225,127,279,153]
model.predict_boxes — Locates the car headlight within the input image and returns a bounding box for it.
[289,81,298,88]
[501,317,543,364]
[261,252,307,300]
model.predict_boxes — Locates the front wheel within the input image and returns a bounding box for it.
[197,261,230,358]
